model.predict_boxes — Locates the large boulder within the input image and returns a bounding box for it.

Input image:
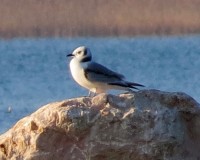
[0,90,200,160]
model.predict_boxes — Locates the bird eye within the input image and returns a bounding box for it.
[77,51,81,54]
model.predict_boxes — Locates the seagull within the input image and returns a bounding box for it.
[67,46,144,96]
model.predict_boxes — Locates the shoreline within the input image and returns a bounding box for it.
[0,33,200,40]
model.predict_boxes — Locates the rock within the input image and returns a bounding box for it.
[0,89,200,160]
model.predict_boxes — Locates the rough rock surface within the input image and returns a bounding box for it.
[0,89,200,160]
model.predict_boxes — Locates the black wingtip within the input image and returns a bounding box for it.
[108,82,143,90]
[127,82,145,87]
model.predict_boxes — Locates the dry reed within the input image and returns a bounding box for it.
[0,0,200,38]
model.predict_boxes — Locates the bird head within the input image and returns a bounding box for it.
[67,46,92,62]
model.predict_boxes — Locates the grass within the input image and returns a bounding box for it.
[0,0,200,38]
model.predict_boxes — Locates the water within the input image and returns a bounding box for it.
[0,36,200,134]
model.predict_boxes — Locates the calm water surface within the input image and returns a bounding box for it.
[0,36,200,133]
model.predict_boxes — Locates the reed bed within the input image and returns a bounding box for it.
[0,0,200,38]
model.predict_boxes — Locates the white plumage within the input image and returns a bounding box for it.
[67,46,144,96]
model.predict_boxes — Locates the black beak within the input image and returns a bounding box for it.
[66,53,73,57]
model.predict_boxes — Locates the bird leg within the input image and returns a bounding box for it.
[88,90,92,97]
[88,90,97,97]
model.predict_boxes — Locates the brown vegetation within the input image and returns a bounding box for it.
[0,0,200,38]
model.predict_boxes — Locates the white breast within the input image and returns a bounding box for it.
[69,59,94,90]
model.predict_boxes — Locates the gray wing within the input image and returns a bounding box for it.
[84,62,125,83]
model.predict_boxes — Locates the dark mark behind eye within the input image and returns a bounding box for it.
[84,48,88,55]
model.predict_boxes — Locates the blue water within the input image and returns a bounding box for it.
[0,36,200,133]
